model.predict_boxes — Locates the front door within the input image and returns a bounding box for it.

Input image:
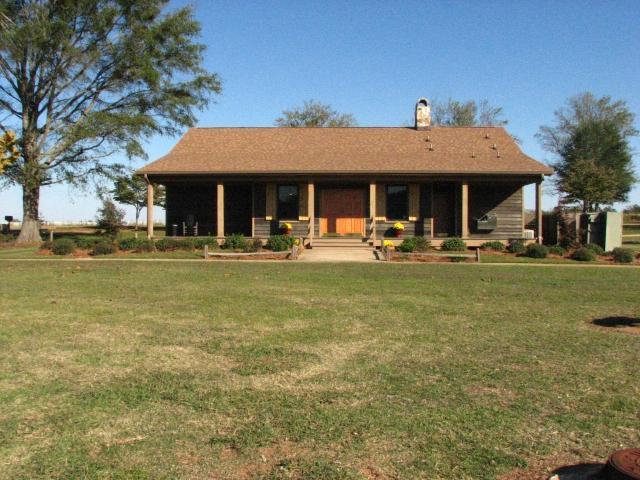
[320,189,365,235]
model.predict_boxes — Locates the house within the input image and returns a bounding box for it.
[137,98,552,247]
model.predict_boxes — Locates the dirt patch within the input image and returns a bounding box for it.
[465,385,518,407]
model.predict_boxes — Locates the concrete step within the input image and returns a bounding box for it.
[312,237,371,248]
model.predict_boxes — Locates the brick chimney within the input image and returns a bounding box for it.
[415,97,431,130]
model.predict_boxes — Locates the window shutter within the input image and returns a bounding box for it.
[409,184,420,220]
[265,183,276,219]
[298,183,308,219]
[376,183,386,220]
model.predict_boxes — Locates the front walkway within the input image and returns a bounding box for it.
[299,247,379,262]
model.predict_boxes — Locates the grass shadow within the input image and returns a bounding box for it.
[592,316,639,328]
[549,463,605,479]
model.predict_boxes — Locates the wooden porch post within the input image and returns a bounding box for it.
[217,181,224,238]
[308,181,314,245]
[461,180,469,239]
[145,175,154,239]
[369,181,376,243]
[536,178,543,244]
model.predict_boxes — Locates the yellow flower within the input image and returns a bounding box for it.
[281,222,292,230]
[383,240,394,248]
[392,222,405,230]
[294,238,300,245]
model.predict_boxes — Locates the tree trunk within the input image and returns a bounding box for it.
[16,182,42,244]
[134,208,140,239]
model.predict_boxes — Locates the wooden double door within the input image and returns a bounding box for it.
[320,188,365,235]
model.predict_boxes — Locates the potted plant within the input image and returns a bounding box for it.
[280,222,293,235]
[392,222,404,237]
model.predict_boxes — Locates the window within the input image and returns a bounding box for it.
[386,184,408,220]
[277,184,299,220]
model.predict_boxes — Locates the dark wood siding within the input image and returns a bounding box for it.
[469,183,523,238]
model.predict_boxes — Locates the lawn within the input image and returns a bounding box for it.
[0,261,638,479]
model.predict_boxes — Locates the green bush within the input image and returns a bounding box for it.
[441,237,466,251]
[549,245,566,256]
[524,243,549,259]
[72,235,102,249]
[480,241,505,252]
[118,237,141,250]
[507,240,526,254]
[193,237,218,249]
[91,241,117,256]
[154,237,181,251]
[176,238,198,251]
[40,240,53,250]
[222,234,247,251]
[135,239,156,252]
[396,236,430,253]
[243,238,263,253]
[611,247,634,264]
[584,243,604,255]
[266,235,294,252]
[571,247,596,262]
[51,238,76,255]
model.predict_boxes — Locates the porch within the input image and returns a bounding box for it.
[144,176,545,246]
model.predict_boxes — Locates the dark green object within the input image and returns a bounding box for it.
[611,247,634,264]
[441,237,467,251]
[571,247,596,262]
[525,243,549,259]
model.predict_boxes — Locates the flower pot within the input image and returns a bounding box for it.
[393,229,403,237]
[282,229,292,236]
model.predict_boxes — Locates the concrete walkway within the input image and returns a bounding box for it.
[298,247,380,262]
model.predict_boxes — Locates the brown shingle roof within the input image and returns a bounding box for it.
[138,127,552,176]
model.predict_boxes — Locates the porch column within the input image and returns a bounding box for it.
[461,180,469,238]
[369,181,376,243]
[536,178,543,244]
[217,181,224,238]
[308,181,315,245]
[145,176,154,239]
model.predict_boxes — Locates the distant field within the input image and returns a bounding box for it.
[0,261,638,479]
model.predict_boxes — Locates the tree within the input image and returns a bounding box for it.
[96,197,125,238]
[0,1,221,243]
[112,173,165,237]
[275,100,356,127]
[537,93,637,212]
[0,130,18,174]
[431,98,507,126]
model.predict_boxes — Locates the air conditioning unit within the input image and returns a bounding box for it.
[523,229,535,239]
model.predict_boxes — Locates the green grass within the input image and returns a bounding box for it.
[0,261,638,479]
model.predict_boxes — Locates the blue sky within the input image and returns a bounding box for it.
[1,0,639,222]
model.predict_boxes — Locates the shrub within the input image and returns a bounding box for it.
[507,240,526,254]
[51,238,76,255]
[193,237,218,249]
[441,237,466,251]
[524,243,549,259]
[135,239,156,252]
[549,245,566,256]
[611,247,634,264]
[96,199,125,238]
[571,247,596,262]
[243,238,263,253]
[72,235,102,249]
[584,243,604,255]
[155,237,181,251]
[118,237,141,251]
[176,238,197,251]
[413,236,431,252]
[480,241,505,252]
[222,233,247,251]
[40,240,53,250]
[91,241,117,256]
[266,234,294,252]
